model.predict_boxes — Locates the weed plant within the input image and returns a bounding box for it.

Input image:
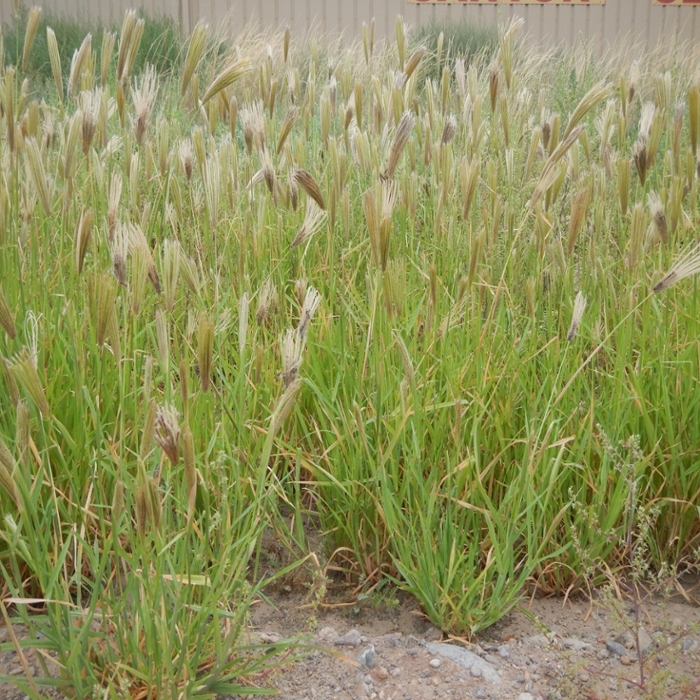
[0,9,698,696]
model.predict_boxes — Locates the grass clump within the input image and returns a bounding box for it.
[0,11,700,697]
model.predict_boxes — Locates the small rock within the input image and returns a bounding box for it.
[597,648,610,660]
[517,694,535,700]
[335,629,362,647]
[259,632,282,644]
[620,655,633,666]
[372,666,389,682]
[420,669,431,678]
[498,645,510,658]
[483,654,500,666]
[471,666,482,678]
[389,667,402,678]
[563,637,592,651]
[579,672,591,683]
[515,674,526,683]
[357,645,376,668]
[682,637,697,653]
[616,628,653,654]
[474,689,488,699]
[426,642,501,685]
[406,648,418,656]
[606,640,628,657]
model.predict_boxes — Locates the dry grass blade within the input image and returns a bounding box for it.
[292,168,325,210]
[200,58,249,106]
[25,137,52,216]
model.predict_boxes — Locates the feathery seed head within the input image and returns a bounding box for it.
[297,286,321,341]
[648,191,668,244]
[291,199,327,249]
[567,292,587,341]
[181,21,208,97]
[132,65,158,146]
[654,243,700,293]
[100,31,116,87]
[256,279,277,326]
[292,168,325,210]
[281,328,303,388]
[271,378,302,436]
[111,223,129,286]
[154,404,180,466]
[22,7,42,72]
[179,139,194,182]
[383,110,415,180]
[46,26,63,101]
[68,34,92,99]
[0,285,16,339]
[8,348,50,417]
[79,89,99,154]
[441,115,457,146]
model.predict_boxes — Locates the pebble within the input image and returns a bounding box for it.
[259,631,282,644]
[605,640,628,657]
[474,689,487,699]
[426,642,501,685]
[616,628,653,654]
[483,654,500,666]
[317,626,338,643]
[372,666,389,681]
[682,636,697,653]
[420,669,431,678]
[429,658,441,668]
[498,645,510,658]
[471,666,482,678]
[563,637,592,651]
[334,629,362,647]
[620,655,633,666]
[357,644,376,668]
[517,693,535,700]
[579,672,590,683]
[389,667,402,678]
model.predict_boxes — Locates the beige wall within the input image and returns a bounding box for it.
[0,0,697,47]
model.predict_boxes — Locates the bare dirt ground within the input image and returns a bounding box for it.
[1,582,699,700]
[241,581,700,700]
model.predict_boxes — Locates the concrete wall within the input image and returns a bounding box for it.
[0,0,697,47]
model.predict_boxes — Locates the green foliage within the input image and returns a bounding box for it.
[0,12,699,693]
[412,19,498,79]
[2,4,180,86]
